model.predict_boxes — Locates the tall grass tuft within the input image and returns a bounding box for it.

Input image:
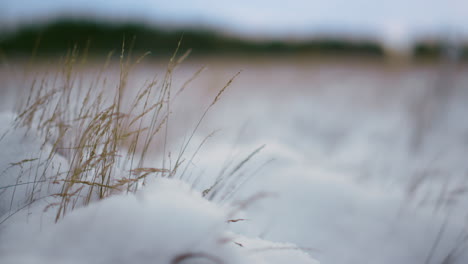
[10,41,241,222]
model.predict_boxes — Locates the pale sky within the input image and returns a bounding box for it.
[1,0,468,47]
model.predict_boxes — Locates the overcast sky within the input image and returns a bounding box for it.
[1,0,468,47]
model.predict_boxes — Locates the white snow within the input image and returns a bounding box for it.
[0,175,318,264]
[164,60,468,264]
[2,58,468,264]
[0,106,318,264]
[0,111,68,221]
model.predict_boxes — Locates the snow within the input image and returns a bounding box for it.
[0,111,318,264]
[2,58,468,264]
[0,174,318,264]
[0,111,69,221]
[1,178,233,263]
[165,60,468,264]
[225,169,468,264]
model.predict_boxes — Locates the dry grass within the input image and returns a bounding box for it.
[6,40,244,223]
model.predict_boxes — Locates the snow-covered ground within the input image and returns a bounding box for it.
[0,110,318,264]
[1,56,468,264]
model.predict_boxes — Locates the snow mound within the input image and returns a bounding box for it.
[0,177,319,264]
[234,235,319,264]
[0,110,318,264]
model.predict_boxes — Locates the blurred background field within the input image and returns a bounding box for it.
[1,1,468,264]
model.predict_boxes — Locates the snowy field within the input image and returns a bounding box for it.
[1,55,468,264]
